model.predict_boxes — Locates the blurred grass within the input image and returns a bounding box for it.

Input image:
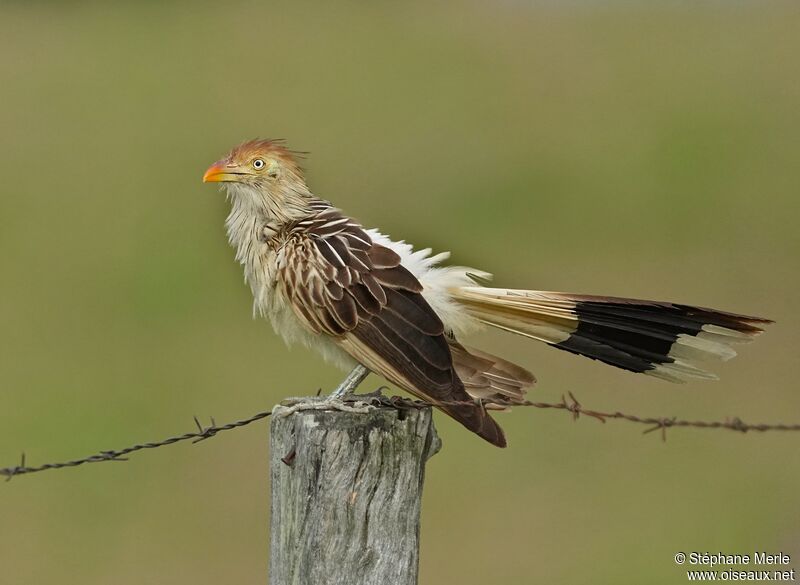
[1,1,799,584]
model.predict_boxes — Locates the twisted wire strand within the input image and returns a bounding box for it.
[3,393,799,481]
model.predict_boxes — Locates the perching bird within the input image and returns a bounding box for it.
[203,139,771,447]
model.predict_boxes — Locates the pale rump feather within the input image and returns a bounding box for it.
[365,229,488,338]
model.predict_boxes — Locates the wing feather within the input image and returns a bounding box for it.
[277,208,507,447]
[383,288,444,336]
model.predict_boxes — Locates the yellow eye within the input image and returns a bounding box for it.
[253,158,266,170]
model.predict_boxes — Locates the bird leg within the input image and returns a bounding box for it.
[330,363,370,399]
[277,364,373,417]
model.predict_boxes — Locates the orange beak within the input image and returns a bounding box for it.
[202,161,242,183]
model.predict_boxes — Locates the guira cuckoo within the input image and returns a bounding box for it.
[203,139,770,447]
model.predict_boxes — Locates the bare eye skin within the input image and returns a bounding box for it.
[253,158,266,170]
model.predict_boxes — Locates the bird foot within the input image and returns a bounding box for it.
[350,386,390,402]
[277,395,374,417]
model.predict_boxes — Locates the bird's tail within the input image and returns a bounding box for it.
[451,287,771,382]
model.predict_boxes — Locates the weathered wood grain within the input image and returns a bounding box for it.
[269,402,441,585]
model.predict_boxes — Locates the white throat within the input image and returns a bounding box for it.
[223,184,271,263]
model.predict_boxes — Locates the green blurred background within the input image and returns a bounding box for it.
[1,1,798,583]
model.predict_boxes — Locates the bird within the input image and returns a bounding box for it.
[203,138,771,448]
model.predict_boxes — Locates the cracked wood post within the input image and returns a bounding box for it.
[269,401,442,585]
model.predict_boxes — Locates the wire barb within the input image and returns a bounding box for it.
[2,394,799,481]
[1,409,274,481]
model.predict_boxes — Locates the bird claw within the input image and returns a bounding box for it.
[352,386,389,402]
[277,396,374,417]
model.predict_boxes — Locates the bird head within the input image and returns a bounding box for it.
[203,139,310,218]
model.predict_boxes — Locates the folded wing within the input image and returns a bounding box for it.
[279,208,508,447]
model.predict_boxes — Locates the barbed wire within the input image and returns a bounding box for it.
[524,392,800,440]
[1,409,273,481]
[380,393,800,441]
[2,392,799,481]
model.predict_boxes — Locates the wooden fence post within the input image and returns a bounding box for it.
[269,401,441,585]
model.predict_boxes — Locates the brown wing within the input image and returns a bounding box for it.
[278,209,506,447]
